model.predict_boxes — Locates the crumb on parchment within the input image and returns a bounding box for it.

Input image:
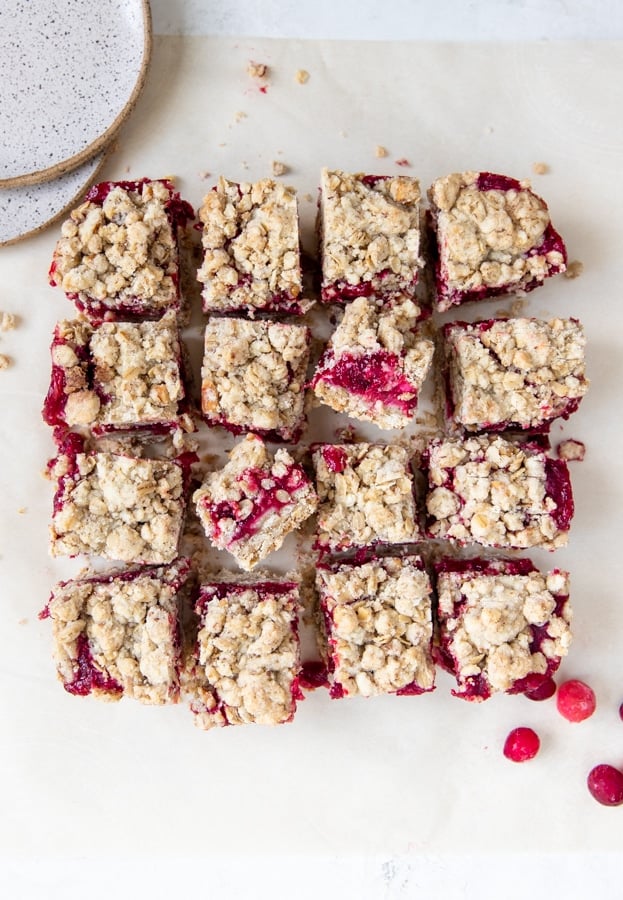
[247,61,268,79]
[557,439,586,462]
[395,158,411,167]
[564,260,584,279]
[295,69,310,84]
[272,160,289,176]
[375,146,388,158]
[532,162,550,175]
[1,312,16,331]
[0,354,10,370]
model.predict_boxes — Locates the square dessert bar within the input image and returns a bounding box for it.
[309,295,434,429]
[42,311,191,437]
[43,558,191,703]
[201,317,310,442]
[49,437,189,564]
[49,179,194,322]
[434,557,572,701]
[428,171,567,312]
[425,435,574,550]
[443,317,588,432]
[316,555,435,698]
[312,442,420,554]
[193,434,318,571]
[197,177,308,315]
[319,169,423,304]
[187,579,301,730]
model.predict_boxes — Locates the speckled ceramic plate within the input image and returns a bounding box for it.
[0,151,109,247]
[0,0,151,189]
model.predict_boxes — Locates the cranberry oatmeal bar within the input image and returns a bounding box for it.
[316,555,435,698]
[42,559,191,703]
[312,442,420,554]
[319,168,423,304]
[49,179,194,322]
[309,295,433,429]
[428,171,567,312]
[201,317,310,442]
[434,557,572,701]
[197,177,308,316]
[42,312,192,437]
[443,317,588,432]
[186,579,301,730]
[425,435,574,550]
[193,434,318,571]
[49,437,189,564]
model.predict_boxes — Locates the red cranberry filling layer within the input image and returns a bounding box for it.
[544,458,574,530]
[197,580,298,611]
[65,632,123,697]
[321,445,348,474]
[476,172,523,193]
[311,349,419,415]
[320,269,418,303]
[299,661,329,691]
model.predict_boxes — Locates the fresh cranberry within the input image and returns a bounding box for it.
[556,679,596,722]
[503,727,540,762]
[587,765,623,806]
[523,675,557,702]
[619,702,623,722]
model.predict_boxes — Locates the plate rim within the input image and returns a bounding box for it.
[0,0,152,190]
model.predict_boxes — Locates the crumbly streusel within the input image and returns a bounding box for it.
[47,560,190,704]
[50,450,186,564]
[313,442,420,552]
[201,317,310,440]
[319,168,422,299]
[426,435,571,549]
[311,295,434,429]
[187,581,300,729]
[197,177,305,313]
[444,317,588,430]
[317,556,434,697]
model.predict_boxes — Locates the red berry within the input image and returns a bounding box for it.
[619,702,623,722]
[556,679,596,722]
[503,727,540,762]
[587,765,623,806]
[523,675,557,702]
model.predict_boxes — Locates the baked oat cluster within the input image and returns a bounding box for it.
[310,296,434,429]
[187,581,301,729]
[319,168,423,303]
[425,435,573,550]
[197,177,306,315]
[429,171,567,311]
[43,311,190,435]
[316,556,435,698]
[40,168,588,726]
[201,316,310,441]
[49,179,193,321]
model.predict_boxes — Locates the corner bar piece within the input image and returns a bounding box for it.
[425,435,574,550]
[428,171,567,312]
[443,317,588,432]
[434,556,572,701]
[43,558,191,703]
[49,179,194,322]
[309,295,433,429]
[193,434,318,571]
[197,177,308,315]
[316,555,435,698]
[187,579,301,730]
[319,168,423,304]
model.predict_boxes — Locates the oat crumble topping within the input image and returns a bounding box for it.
[445,317,588,430]
[317,556,434,697]
[50,450,186,564]
[311,295,433,429]
[197,177,305,314]
[437,565,572,694]
[47,560,190,704]
[201,317,310,440]
[193,434,318,571]
[188,581,300,729]
[426,435,571,549]
[320,168,422,299]
[313,442,420,552]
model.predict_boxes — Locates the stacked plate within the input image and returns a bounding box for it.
[0,0,152,246]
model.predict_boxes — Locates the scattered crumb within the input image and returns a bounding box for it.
[18,618,28,626]
[303,193,314,203]
[271,160,289,176]
[0,354,10,370]
[17,507,26,514]
[335,425,357,443]
[234,111,247,123]
[484,125,494,134]
[295,69,310,84]
[247,60,268,79]
[557,439,586,462]
[124,165,131,173]
[510,297,528,316]
[241,161,249,170]
[339,130,348,139]
[218,142,227,148]
[395,158,411,167]
[532,162,549,175]
[0,312,16,331]
[564,260,584,280]
[199,170,211,180]
[375,146,388,158]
